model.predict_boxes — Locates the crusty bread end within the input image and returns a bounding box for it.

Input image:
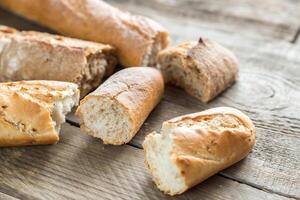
[143,107,255,195]
[76,67,164,145]
[0,80,79,147]
[158,39,239,103]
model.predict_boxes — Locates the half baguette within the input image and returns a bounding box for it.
[0,25,117,97]
[143,107,255,195]
[0,80,79,147]
[0,0,169,67]
[76,67,164,145]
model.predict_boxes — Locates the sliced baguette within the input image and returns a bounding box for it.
[158,38,239,103]
[0,80,79,147]
[143,107,255,195]
[0,25,117,97]
[76,67,164,145]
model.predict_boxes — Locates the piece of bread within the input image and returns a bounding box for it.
[0,80,79,147]
[158,38,239,103]
[143,107,255,195]
[0,25,117,97]
[0,0,169,67]
[76,67,164,145]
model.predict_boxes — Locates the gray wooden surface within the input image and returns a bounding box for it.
[0,0,300,199]
[0,124,293,200]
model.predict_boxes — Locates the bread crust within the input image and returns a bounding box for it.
[0,80,79,147]
[76,67,164,144]
[158,39,239,102]
[0,0,169,67]
[0,25,117,97]
[143,107,255,195]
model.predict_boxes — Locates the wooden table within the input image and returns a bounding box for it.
[1,1,300,199]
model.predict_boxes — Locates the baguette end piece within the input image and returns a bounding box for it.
[76,67,164,145]
[143,107,255,195]
[0,80,79,147]
[158,39,239,103]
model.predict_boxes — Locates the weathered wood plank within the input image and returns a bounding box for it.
[0,124,293,200]
[297,32,300,44]
[0,192,18,200]
[108,0,300,41]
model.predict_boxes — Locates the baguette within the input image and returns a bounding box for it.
[158,38,239,103]
[76,67,164,145]
[0,25,117,97]
[0,80,79,147]
[0,0,169,67]
[143,107,255,195]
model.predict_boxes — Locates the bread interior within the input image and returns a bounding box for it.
[80,53,110,97]
[144,128,187,195]
[79,97,132,144]
[160,55,209,102]
[51,90,79,133]
[143,35,163,67]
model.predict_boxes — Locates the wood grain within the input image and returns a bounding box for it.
[0,192,18,200]
[0,124,294,200]
[107,0,300,41]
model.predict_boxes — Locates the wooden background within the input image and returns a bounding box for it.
[0,0,300,199]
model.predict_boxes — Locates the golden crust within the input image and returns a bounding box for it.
[0,0,169,67]
[0,80,79,147]
[143,107,255,195]
[170,107,255,190]
[0,25,117,96]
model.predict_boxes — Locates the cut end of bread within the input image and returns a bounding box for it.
[51,88,79,133]
[76,96,133,145]
[143,131,188,195]
[158,46,212,102]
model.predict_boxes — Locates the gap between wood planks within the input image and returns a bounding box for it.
[291,26,300,43]
[64,121,298,200]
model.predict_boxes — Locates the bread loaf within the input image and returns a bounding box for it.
[76,67,164,145]
[143,107,255,195]
[158,38,239,103]
[0,0,169,67]
[0,25,117,97]
[0,80,79,147]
